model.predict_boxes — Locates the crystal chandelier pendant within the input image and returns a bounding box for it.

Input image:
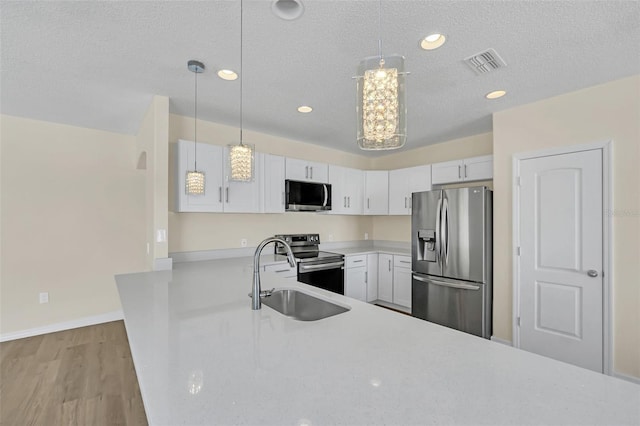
[228,143,254,182]
[356,55,407,151]
[186,170,205,195]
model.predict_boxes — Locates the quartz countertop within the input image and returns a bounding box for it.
[324,245,410,257]
[116,257,639,426]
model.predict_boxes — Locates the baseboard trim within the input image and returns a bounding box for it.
[491,336,512,346]
[613,371,640,385]
[0,310,124,342]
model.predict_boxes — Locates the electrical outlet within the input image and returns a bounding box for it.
[39,292,49,304]
[240,238,248,247]
[364,232,369,240]
[156,229,167,243]
[328,234,334,242]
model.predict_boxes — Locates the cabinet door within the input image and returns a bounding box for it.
[366,253,378,302]
[345,266,367,301]
[463,155,493,182]
[388,168,410,215]
[364,170,389,215]
[306,160,329,183]
[175,140,224,212]
[223,149,262,213]
[285,158,328,183]
[432,160,463,185]
[377,253,394,302]
[263,154,285,213]
[345,167,364,214]
[393,266,412,308]
[328,165,347,214]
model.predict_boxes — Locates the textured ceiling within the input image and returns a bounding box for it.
[2,1,639,156]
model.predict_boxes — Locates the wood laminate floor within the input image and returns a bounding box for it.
[0,321,147,426]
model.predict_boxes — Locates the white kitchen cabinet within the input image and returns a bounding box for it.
[377,253,393,303]
[431,155,493,185]
[345,254,368,301]
[175,140,224,212]
[329,165,364,215]
[263,154,285,213]
[364,170,389,215]
[285,157,329,183]
[388,165,431,215]
[366,253,378,302]
[393,255,412,309]
[174,140,262,213]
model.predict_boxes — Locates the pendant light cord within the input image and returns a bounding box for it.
[378,0,383,61]
[194,66,198,171]
[239,0,244,146]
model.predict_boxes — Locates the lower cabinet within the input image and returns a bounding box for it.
[345,255,368,301]
[366,253,378,302]
[377,254,393,303]
[393,256,412,309]
[377,254,411,309]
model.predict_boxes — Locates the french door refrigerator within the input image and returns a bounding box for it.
[411,186,493,339]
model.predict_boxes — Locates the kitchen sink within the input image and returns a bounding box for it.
[261,289,350,321]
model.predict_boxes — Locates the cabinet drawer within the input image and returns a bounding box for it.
[263,262,297,278]
[394,255,411,268]
[346,254,367,268]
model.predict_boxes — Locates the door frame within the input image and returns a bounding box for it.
[512,140,613,375]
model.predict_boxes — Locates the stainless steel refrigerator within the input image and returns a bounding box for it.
[411,186,493,339]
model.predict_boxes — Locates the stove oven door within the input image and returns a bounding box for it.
[297,259,345,295]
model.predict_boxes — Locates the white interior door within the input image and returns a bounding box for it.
[517,149,603,372]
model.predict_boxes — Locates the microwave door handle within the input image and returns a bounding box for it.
[435,195,442,265]
[323,184,328,207]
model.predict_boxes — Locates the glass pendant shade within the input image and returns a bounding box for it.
[356,55,407,150]
[228,143,254,182]
[186,170,205,195]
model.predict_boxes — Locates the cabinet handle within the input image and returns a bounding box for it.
[353,259,364,263]
[464,164,467,178]
[458,165,461,179]
[404,197,407,208]
[305,166,309,179]
[344,196,347,208]
[310,166,313,179]
[367,198,370,209]
[399,260,410,264]
[282,191,285,205]
[225,187,229,203]
[348,196,350,208]
[219,187,222,203]
[365,271,368,284]
[388,259,391,271]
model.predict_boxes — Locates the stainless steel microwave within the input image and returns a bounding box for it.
[285,180,331,212]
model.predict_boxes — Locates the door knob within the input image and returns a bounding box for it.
[587,270,599,277]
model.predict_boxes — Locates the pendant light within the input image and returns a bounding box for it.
[228,0,255,182]
[356,0,407,151]
[186,60,206,195]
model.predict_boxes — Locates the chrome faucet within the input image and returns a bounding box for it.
[252,237,296,310]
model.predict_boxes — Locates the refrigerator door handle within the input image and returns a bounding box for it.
[435,195,442,265]
[413,274,480,291]
[441,197,449,267]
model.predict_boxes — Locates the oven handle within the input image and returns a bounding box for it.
[299,261,344,272]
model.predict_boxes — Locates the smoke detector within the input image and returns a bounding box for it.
[464,48,507,75]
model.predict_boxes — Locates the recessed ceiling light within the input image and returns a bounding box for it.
[217,69,238,81]
[485,90,507,99]
[420,33,446,50]
[297,105,313,113]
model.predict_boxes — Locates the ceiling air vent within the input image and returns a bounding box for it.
[464,48,507,75]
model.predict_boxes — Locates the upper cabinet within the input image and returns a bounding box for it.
[329,165,364,215]
[388,165,431,215]
[263,154,286,213]
[174,139,262,213]
[285,158,329,183]
[364,170,389,215]
[431,155,493,185]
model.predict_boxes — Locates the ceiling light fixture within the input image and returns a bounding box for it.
[228,0,254,182]
[485,90,506,99]
[185,59,206,195]
[217,69,238,81]
[420,33,446,50]
[297,105,313,113]
[355,0,407,151]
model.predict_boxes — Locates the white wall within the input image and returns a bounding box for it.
[0,115,146,335]
[493,75,640,378]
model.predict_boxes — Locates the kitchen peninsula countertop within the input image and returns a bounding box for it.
[116,257,639,425]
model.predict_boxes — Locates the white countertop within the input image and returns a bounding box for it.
[116,257,640,426]
[324,245,410,257]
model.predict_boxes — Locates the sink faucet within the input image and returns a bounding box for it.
[252,237,296,310]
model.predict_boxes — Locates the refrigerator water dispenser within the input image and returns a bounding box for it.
[417,229,436,262]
